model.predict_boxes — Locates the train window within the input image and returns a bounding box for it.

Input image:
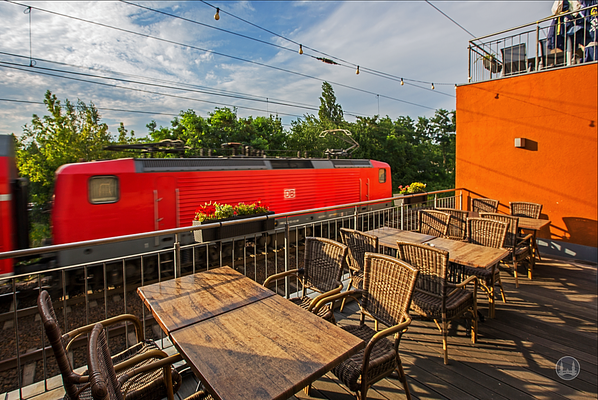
[89,176,119,204]
[378,168,386,183]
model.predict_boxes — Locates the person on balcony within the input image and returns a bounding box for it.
[547,0,582,63]
[580,0,598,61]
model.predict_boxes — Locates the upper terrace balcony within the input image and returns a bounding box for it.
[468,4,597,82]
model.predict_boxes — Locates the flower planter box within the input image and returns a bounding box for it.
[193,212,275,242]
[394,193,428,206]
[405,193,428,205]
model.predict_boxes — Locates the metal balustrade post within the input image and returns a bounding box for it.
[174,233,181,278]
[534,21,540,71]
[468,43,472,82]
[400,204,404,230]
[284,218,290,298]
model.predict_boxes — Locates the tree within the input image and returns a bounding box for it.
[16,91,116,208]
[318,82,344,126]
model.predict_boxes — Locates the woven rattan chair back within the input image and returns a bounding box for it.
[361,253,419,328]
[472,198,499,213]
[339,228,378,275]
[88,323,123,400]
[510,202,542,219]
[436,208,468,241]
[303,237,348,294]
[38,290,81,399]
[418,210,451,237]
[480,213,519,249]
[467,218,508,249]
[396,242,449,299]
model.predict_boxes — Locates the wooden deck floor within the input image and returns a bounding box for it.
[179,256,597,400]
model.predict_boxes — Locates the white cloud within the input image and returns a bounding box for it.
[0,1,553,137]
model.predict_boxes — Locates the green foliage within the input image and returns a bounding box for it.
[318,82,344,125]
[16,90,143,213]
[30,221,51,248]
[148,108,286,157]
[16,91,113,207]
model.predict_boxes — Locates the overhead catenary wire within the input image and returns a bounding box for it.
[0,55,371,118]
[0,51,322,112]
[0,62,308,119]
[0,98,181,117]
[424,0,476,38]
[5,0,450,106]
[196,0,456,88]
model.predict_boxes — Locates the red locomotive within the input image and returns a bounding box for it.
[0,135,393,276]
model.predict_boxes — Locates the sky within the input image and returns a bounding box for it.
[0,0,553,138]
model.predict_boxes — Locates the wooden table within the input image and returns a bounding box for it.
[137,266,274,333]
[426,237,508,318]
[366,228,509,318]
[468,211,551,278]
[138,267,365,400]
[425,237,509,270]
[367,227,436,251]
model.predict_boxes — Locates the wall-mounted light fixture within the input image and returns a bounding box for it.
[514,138,526,148]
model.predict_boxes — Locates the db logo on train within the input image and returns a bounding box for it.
[284,189,296,199]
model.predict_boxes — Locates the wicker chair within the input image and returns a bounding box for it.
[396,241,478,365]
[481,213,533,288]
[510,201,542,219]
[37,290,181,400]
[510,201,543,261]
[87,323,212,400]
[436,208,468,241]
[418,210,451,237]
[465,218,508,318]
[319,253,418,400]
[472,198,499,213]
[263,237,347,323]
[338,228,379,312]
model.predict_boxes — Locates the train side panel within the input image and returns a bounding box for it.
[52,158,392,265]
[0,136,16,276]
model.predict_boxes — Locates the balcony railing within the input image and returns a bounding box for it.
[468,5,597,82]
[0,189,460,399]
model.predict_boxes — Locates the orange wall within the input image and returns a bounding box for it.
[456,63,597,248]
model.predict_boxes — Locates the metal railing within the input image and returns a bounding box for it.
[0,189,462,399]
[468,5,597,82]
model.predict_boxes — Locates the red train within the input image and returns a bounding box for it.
[0,134,393,276]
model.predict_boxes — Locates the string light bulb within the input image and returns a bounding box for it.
[400,78,404,86]
[214,7,220,20]
[356,65,360,75]
[299,44,303,55]
[431,83,435,90]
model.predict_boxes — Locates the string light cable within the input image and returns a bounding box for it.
[0,61,308,118]
[4,1,445,109]
[0,97,180,117]
[4,0,443,108]
[0,51,321,112]
[0,53,321,112]
[196,0,455,93]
